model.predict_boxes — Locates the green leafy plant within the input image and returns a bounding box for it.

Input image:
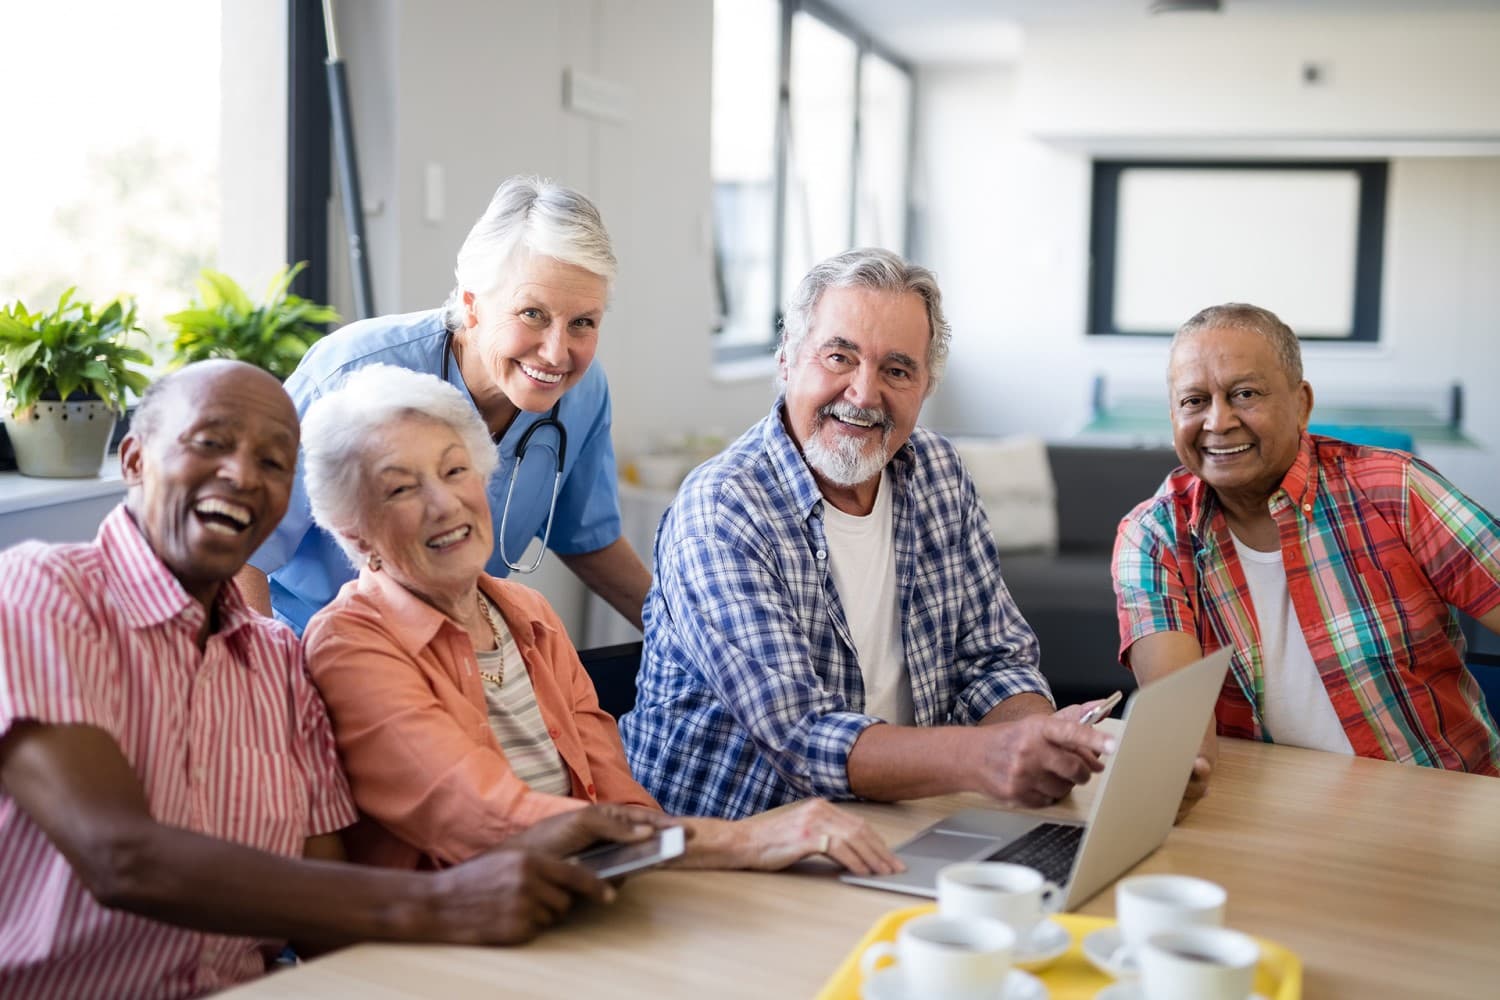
[166,261,340,380]
[0,289,154,413]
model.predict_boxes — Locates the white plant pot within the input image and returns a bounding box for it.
[3,399,119,478]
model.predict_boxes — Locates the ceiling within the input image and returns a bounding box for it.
[817,0,1500,65]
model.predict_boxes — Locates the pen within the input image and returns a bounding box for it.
[1079,689,1123,726]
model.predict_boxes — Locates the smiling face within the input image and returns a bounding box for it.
[457,253,607,426]
[780,286,932,514]
[1168,325,1314,512]
[122,362,299,609]
[351,415,494,612]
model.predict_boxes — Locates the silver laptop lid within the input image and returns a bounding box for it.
[1058,647,1232,908]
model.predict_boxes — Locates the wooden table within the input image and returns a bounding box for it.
[219,735,1500,999]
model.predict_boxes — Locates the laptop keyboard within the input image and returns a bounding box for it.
[984,822,1084,885]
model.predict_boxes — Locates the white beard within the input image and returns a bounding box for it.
[802,420,891,487]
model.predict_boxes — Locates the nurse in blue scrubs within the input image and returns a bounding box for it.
[239,176,651,635]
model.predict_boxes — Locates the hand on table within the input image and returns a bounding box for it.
[733,798,903,876]
[1176,732,1218,822]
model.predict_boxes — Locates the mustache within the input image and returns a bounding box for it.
[815,401,893,433]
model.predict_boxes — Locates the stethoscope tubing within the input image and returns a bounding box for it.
[442,330,567,572]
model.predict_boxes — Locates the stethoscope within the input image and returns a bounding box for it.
[443,331,567,573]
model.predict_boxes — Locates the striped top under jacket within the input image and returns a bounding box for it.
[1114,434,1500,774]
[0,506,357,999]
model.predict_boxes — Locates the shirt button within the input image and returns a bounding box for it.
[1302,503,1312,512]
[816,549,827,560]
[193,767,206,783]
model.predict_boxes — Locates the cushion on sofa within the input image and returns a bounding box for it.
[952,434,1058,553]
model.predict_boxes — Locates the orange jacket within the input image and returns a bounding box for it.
[303,568,657,870]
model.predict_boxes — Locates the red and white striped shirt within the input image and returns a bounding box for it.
[0,506,358,999]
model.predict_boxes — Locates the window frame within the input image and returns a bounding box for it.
[712,0,917,364]
[1087,159,1389,341]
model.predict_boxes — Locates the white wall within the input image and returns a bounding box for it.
[1018,12,1500,140]
[330,0,776,636]
[917,12,1500,511]
[328,3,1500,635]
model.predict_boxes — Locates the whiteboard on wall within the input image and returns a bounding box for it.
[1111,167,1362,337]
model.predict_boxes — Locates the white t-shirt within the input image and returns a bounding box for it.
[822,471,914,725]
[1230,534,1354,755]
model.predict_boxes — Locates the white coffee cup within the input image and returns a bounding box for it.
[1140,926,1259,1000]
[937,862,1063,939]
[1114,874,1226,967]
[859,913,1015,1000]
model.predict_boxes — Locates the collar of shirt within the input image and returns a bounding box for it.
[96,504,261,645]
[352,564,558,660]
[1187,431,1321,538]
[761,398,917,523]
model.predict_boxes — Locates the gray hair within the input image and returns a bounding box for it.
[440,176,617,331]
[776,248,951,394]
[1170,303,1304,385]
[301,364,498,568]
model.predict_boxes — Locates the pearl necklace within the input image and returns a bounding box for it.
[475,591,505,686]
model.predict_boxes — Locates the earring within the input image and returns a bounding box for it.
[366,553,382,572]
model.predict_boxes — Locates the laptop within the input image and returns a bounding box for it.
[840,648,1231,909]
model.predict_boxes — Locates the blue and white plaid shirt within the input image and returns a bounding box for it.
[619,403,1051,819]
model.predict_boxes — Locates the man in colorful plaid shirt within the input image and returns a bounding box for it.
[622,249,1115,824]
[1114,303,1500,811]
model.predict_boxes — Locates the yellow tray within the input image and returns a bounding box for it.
[816,905,1303,1000]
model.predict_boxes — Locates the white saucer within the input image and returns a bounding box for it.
[1094,983,1268,1000]
[862,966,1049,1000]
[1081,925,1138,980]
[1014,918,1071,972]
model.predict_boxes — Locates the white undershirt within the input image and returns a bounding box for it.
[821,471,913,725]
[1230,534,1353,755]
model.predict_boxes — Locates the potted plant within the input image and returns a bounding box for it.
[0,289,154,478]
[166,261,340,380]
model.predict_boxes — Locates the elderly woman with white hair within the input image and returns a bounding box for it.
[240,175,650,637]
[297,364,903,875]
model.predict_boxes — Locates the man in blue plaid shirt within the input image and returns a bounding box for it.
[620,249,1114,833]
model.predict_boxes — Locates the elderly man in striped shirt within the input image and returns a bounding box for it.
[1115,303,1500,811]
[0,361,666,999]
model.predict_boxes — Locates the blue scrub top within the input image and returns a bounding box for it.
[249,309,623,634]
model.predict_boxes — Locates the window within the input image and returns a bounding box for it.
[710,0,782,356]
[854,52,911,253]
[0,0,222,346]
[710,1,914,363]
[781,11,857,297]
[1088,161,1388,341]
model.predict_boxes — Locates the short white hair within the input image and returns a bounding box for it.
[440,175,617,331]
[776,247,951,395]
[301,364,498,567]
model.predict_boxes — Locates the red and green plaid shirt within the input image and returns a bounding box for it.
[1114,434,1500,775]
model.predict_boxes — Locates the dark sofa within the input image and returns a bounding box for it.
[998,443,1183,708]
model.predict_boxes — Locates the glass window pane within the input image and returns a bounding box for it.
[710,0,781,350]
[782,11,857,299]
[855,53,911,253]
[0,0,220,350]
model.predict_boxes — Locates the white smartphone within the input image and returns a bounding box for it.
[570,825,686,879]
[1079,689,1124,726]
